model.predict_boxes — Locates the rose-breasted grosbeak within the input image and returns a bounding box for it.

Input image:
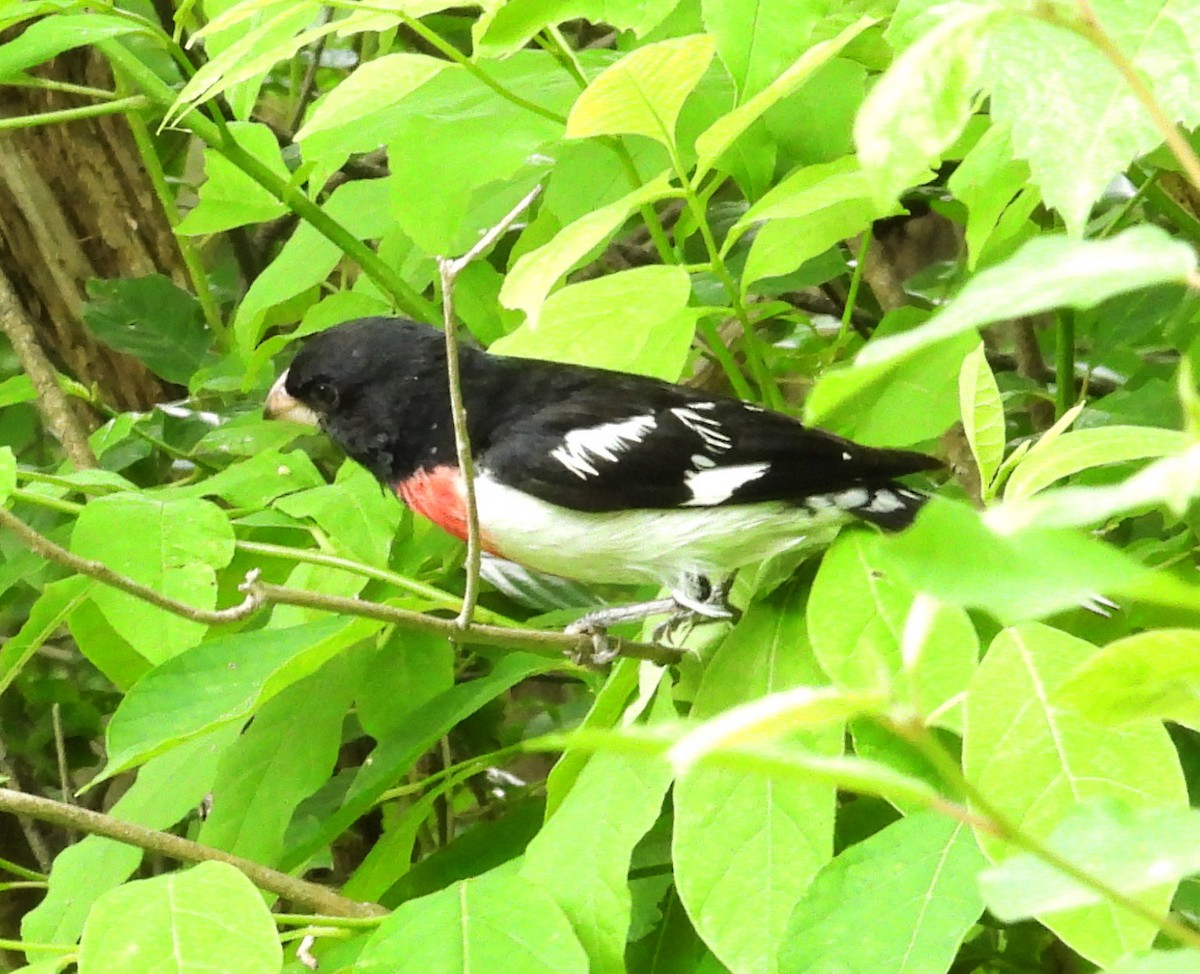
[266,317,939,629]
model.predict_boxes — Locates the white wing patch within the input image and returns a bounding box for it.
[550,415,657,480]
[671,404,732,453]
[682,462,770,506]
[865,490,907,514]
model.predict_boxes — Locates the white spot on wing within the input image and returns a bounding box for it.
[550,415,657,480]
[691,454,716,469]
[841,451,852,461]
[671,405,732,452]
[866,490,906,514]
[834,488,869,510]
[682,462,770,506]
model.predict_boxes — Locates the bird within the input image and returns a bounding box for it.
[265,316,940,635]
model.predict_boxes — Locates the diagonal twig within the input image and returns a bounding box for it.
[436,184,544,630]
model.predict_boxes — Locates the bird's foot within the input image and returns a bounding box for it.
[565,579,737,655]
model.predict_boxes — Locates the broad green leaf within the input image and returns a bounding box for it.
[980,801,1200,919]
[805,316,977,447]
[164,449,324,508]
[0,576,90,698]
[77,862,280,974]
[741,199,879,288]
[1055,629,1200,730]
[356,873,588,974]
[1003,426,1192,500]
[780,814,985,974]
[296,53,447,140]
[964,623,1187,965]
[490,265,695,380]
[100,617,378,780]
[0,14,151,81]
[475,0,680,57]
[0,445,14,502]
[958,342,1005,493]
[674,588,840,974]
[855,5,997,206]
[879,499,1148,622]
[522,736,673,974]
[856,227,1198,370]
[701,0,822,101]
[197,650,363,865]
[694,17,874,180]
[71,495,236,662]
[809,531,977,730]
[23,727,239,953]
[82,275,209,384]
[175,121,290,234]
[947,123,1034,269]
[984,1,1200,236]
[1107,951,1200,974]
[733,156,869,232]
[566,35,716,146]
[499,171,675,330]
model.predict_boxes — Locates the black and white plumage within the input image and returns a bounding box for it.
[266,317,939,621]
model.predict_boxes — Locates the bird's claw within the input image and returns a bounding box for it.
[563,625,621,666]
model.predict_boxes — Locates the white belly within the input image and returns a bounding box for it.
[474,472,847,589]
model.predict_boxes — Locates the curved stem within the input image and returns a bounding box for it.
[0,95,150,131]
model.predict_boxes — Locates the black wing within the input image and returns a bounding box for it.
[474,361,939,515]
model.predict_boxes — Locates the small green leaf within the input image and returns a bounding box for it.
[0,577,91,698]
[947,123,1034,269]
[1055,629,1200,730]
[0,374,35,408]
[964,622,1187,965]
[979,801,1200,920]
[1003,426,1192,500]
[0,14,150,81]
[77,862,281,974]
[175,121,290,234]
[100,617,377,780]
[356,873,588,974]
[1106,951,1200,974]
[855,5,997,207]
[958,342,1005,494]
[475,0,680,58]
[71,495,236,662]
[490,265,696,380]
[694,17,875,179]
[781,814,985,974]
[296,53,447,141]
[857,227,1198,371]
[0,446,14,503]
[499,172,675,330]
[566,35,715,146]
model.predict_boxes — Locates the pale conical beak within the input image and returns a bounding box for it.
[265,369,320,426]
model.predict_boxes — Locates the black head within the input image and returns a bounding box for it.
[266,317,454,482]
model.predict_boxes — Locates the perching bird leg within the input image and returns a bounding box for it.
[565,575,736,651]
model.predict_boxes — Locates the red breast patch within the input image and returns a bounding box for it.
[396,466,498,553]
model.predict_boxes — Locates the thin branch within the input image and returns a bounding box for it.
[0,270,96,470]
[0,506,682,666]
[0,788,385,918]
[0,749,52,873]
[0,95,151,131]
[437,184,544,629]
[287,33,329,136]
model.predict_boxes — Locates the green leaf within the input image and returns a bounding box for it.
[805,316,977,448]
[296,52,447,141]
[855,5,996,207]
[356,873,588,974]
[23,727,239,952]
[175,121,290,234]
[99,617,378,780]
[82,275,210,384]
[947,123,1034,270]
[964,623,1187,965]
[1055,629,1200,730]
[1106,951,1200,974]
[566,35,716,146]
[475,0,681,57]
[984,1,1200,236]
[780,814,985,974]
[77,862,281,974]
[958,342,1005,493]
[979,801,1200,920]
[856,227,1199,371]
[673,588,840,974]
[522,743,673,974]
[0,445,14,503]
[694,17,874,180]
[701,0,822,101]
[490,265,695,380]
[1003,426,1192,500]
[741,198,879,289]
[879,498,1149,622]
[0,374,36,408]
[499,171,675,330]
[0,14,150,81]
[809,531,977,730]
[0,576,91,698]
[164,449,325,508]
[71,495,236,662]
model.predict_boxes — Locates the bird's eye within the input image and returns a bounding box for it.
[306,380,339,410]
